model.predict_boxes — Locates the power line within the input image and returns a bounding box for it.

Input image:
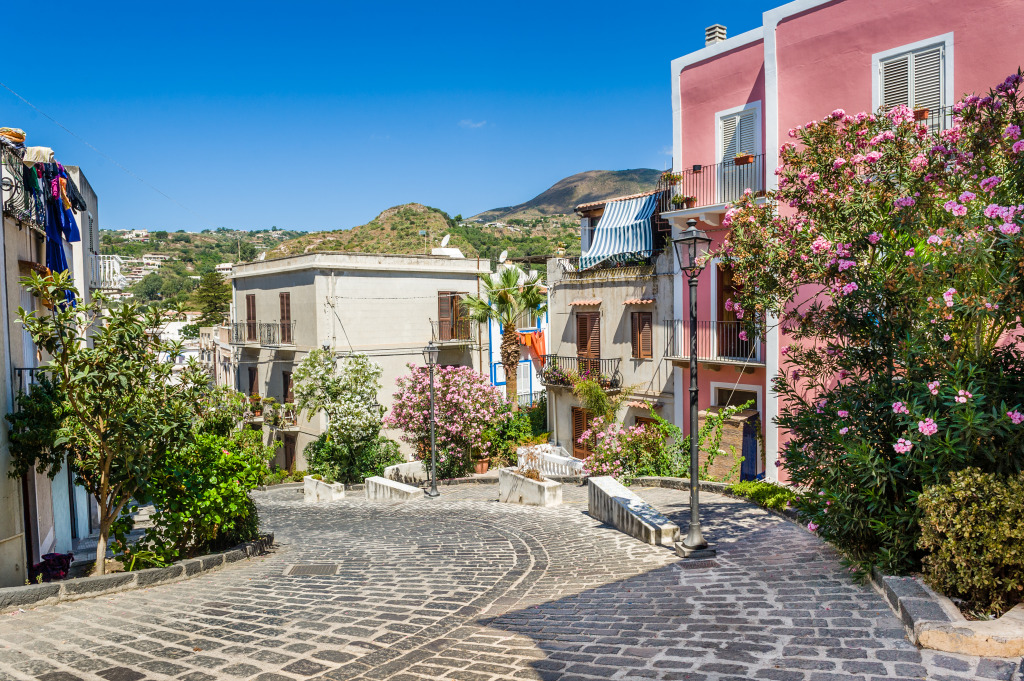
[0,81,202,220]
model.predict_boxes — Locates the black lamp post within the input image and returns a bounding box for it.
[422,341,441,497]
[672,218,715,558]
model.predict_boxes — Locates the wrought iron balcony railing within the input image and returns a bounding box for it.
[231,321,258,344]
[259,321,296,347]
[541,355,621,390]
[668,320,764,366]
[430,319,475,344]
[658,154,766,213]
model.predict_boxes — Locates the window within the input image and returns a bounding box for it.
[635,416,657,430]
[279,292,292,344]
[245,294,257,341]
[247,367,258,396]
[581,216,597,253]
[575,311,600,373]
[283,435,296,473]
[437,291,468,340]
[571,407,594,459]
[715,387,758,410]
[516,307,539,330]
[630,311,653,359]
[718,105,761,203]
[283,371,294,403]
[720,109,757,161]
[879,44,944,114]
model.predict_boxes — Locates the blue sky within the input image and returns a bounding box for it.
[1,1,777,231]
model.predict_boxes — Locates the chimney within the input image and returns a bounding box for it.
[705,24,727,46]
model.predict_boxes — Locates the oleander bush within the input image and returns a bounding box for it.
[304,433,403,484]
[918,468,1024,617]
[728,481,797,512]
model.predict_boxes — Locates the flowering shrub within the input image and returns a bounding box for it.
[578,417,670,483]
[385,364,506,477]
[718,72,1024,574]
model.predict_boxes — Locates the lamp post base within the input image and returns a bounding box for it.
[424,489,440,498]
[674,543,717,559]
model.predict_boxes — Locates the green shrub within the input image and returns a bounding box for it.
[526,394,548,435]
[917,468,1024,616]
[483,406,533,467]
[728,481,797,512]
[304,434,403,485]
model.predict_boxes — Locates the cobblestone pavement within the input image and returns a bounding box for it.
[1,483,1020,681]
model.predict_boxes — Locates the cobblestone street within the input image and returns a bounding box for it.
[0,483,1019,681]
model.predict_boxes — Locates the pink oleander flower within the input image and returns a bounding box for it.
[1013,140,1024,154]
[943,200,968,216]
[738,330,748,341]
[831,108,846,118]
[999,222,1020,235]
[909,154,928,171]
[807,522,819,532]
[893,196,916,209]
[865,151,883,163]
[943,288,956,307]
[905,248,915,257]
[725,299,734,311]
[837,410,849,418]
[1004,124,1021,140]
[956,389,972,403]
[927,235,941,245]
[893,438,913,454]
[838,259,856,271]
[1008,410,1024,425]
[867,232,881,244]
[892,402,910,414]
[959,191,976,203]
[942,333,951,341]
[918,418,938,436]
[839,427,849,435]
[833,157,847,169]
[980,176,1002,191]
[841,282,859,296]
[985,203,1003,218]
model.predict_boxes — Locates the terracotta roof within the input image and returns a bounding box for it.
[626,400,664,409]
[574,189,662,212]
[623,298,655,305]
[568,299,602,306]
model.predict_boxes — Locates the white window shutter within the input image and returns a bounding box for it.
[517,362,531,394]
[881,54,911,109]
[737,112,756,156]
[720,115,738,161]
[912,46,943,112]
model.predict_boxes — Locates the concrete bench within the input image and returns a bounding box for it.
[383,461,428,485]
[365,476,421,502]
[587,476,679,546]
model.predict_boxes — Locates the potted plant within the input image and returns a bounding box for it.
[671,195,697,209]
[914,107,930,121]
[734,152,755,166]
[660,171,681,183]
[248,394,262,416]
[474,454,490,475]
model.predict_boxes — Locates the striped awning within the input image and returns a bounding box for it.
[579,192,660,270]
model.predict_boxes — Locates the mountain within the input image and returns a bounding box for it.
[470,168,662,222]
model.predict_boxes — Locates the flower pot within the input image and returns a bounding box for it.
[474,458,490,474]
[734,154,754,166]
[683,197,696,208]
[914,107,929,121]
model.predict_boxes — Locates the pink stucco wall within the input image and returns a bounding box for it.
[679,40,766,169]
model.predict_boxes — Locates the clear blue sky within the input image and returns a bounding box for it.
[1,0,777,232]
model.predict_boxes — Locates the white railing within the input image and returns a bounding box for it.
[95,254,128,290]
[516,444,584,476]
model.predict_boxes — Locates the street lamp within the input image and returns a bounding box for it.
[422,341,441,498]
[672,218,715,558]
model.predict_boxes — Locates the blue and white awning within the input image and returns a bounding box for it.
[580,192,660,270]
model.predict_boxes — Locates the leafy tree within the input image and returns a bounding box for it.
[195,271,231,325]
[7,272,208,574]
[153,230,168,240]
[132,273,164,302]
[180,323,200,340]
[464,264,547,406]
[293,350,384,446]
[238,240,258,262]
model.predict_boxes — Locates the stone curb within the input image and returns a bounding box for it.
[869,568,1024,658]
[0,533,274,615]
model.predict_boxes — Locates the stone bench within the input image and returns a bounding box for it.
[304,476,345,502]
[587,476,679,546]
[365,476,421,502]
[383,461,428,485]
[498,467,562,507]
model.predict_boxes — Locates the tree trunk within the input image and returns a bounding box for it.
[501,326,520,410]
[95,513,110,576]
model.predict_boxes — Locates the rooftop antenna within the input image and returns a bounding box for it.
[440,234,450,248]
[498,250,508,264]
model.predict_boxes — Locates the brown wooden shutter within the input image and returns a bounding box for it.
[572,407,586,459]
[631,312,640,358]
[284,435,296,473]
[248,366,258,395]
[640,312,653,359]
[283,371,293,403]
[245,294,257,341]
[279,293,292,343]
[438,291,453,341]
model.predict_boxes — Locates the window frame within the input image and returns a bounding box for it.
[630,310,653,360]
[871,33,954,113]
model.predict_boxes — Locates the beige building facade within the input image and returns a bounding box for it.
[229,252,491,470]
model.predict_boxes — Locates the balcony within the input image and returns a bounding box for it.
[667,320,765,368]
[540,355,621,391]
[430,319,475,345]
[231,322,258,346]
[657,154,767,226]
[259,321,296,347]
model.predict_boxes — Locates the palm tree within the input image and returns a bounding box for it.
[464,264,547,408]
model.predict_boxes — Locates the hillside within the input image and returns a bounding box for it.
[268,203,581,262]
[470,168,661,222]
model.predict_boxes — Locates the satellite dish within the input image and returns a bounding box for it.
[499,250,508,264]
[440,234,450,248]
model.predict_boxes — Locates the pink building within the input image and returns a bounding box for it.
[661,0,1024,482]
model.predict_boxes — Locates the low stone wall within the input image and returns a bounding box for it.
[384,460,429,485]
[304,476,345,502]
[871,569,1024,657]
[497,468,562,507]
[587,476,678,546]
[0,533,273,615]
[365,476,421,502]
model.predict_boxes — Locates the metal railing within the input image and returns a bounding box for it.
[916,105,955,133]
[669,320,764,365]
[1,144,46,230]
[259,321,296,346]
[430,319,475,343]
[516,392,543,407]
[541,355,621,390]
[231,322,257,344]
[658,154,766,212]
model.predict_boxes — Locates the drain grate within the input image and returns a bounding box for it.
[678,560,720,570]
[286,564,339,576]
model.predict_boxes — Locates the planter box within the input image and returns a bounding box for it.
[734,154,754,166]
[497,467,561,507]
[914,107,930,121]
[303,476,345,503]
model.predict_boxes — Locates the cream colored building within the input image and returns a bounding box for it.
[229,252,491,470]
